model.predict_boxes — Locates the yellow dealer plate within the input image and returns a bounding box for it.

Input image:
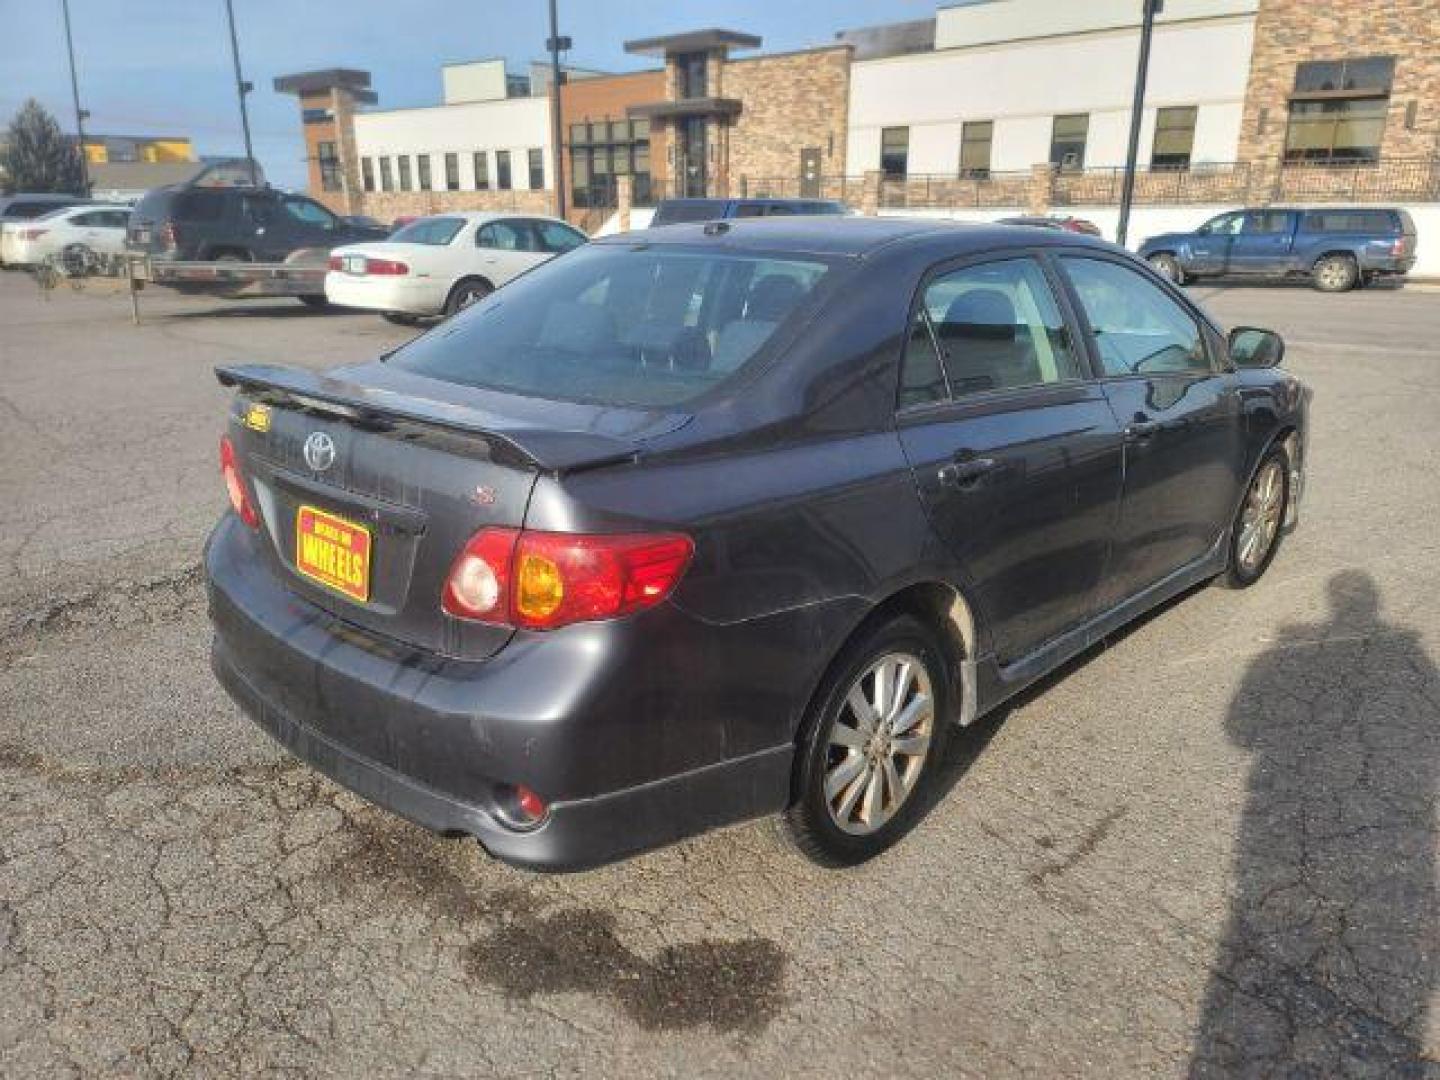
[295,505,371,602]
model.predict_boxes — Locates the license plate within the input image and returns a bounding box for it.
[344,255,366,274]
[295,505,372,602]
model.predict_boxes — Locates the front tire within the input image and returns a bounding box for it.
[1222,445,1290,589]
[1312,254,1357,292]
[785,615,951,867]
[1148,252,1186,285]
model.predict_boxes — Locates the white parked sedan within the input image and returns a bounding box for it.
[3,204,131,268]
[325,212,587,322]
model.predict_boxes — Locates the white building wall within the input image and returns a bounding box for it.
[848,16,1255,175]
[934,0,1258,50]
[353,96,552,191]
[441,60,509,105]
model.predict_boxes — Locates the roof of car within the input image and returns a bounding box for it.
[409,211,573,225]
[601,216,1111,258]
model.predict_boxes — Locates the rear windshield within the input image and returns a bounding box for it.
[651,200,729,227]
[390,216,465,245]
[388,244,839,407]
[1300,210,1398,234]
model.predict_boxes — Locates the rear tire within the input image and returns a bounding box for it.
[444,277,492,316]
[298,295,329,309]
[1312,254,1357,292]
[784,614,952,867]
[1221,444,1291,589]
[1148,253,1186,286]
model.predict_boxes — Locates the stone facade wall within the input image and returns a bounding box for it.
[1238,0,1440,162]
[724,46,852,196]
[358,189,552,225]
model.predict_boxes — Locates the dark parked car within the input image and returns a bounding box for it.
[207,218,1307,870]
[126,184,388,263]
[998,214,1103,237]
[650,197,847,227]
[1139,207,1417,291]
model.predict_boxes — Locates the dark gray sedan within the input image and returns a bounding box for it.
[206,218,1308,870]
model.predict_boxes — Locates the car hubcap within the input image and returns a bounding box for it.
[1153,258,1175,280]
[459,287,485,309]
[1237,459,1285,573]
[1321,261,1347,288]
[823,652,934,835]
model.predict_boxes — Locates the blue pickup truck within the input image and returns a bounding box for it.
[1139,207,1417,291]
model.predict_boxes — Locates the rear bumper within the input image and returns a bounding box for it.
[324,271,443,316]
[1358,254,1415,275]
[205,515,795,870]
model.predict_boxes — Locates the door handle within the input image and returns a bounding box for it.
[1124,419,1161,442]
[938,455,999,489]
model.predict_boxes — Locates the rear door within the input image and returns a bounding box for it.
[1229,210,1297,274]
[1055,254,1242,607]
[475,219,549,285]
[895,253,1124,663]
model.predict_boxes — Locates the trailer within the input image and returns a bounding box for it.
[122,248,332,322]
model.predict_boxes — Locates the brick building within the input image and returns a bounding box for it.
[272,69,375,216]
[1237,0,1440,163]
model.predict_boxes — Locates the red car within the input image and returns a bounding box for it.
[998,214,1104,237]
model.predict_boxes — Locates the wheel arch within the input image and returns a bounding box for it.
[1310,248,1358,270]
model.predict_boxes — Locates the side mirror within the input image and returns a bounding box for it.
[1229,327,1285,369]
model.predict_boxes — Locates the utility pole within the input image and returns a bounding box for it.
[224,0,258,184]
[545,0,570,219]
[1116,0,1162,248]
[60,0,90,196]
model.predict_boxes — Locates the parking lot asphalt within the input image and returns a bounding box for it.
[2,270,1438,1077]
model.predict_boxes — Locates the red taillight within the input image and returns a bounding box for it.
[328,255,344,271]
[160,222,178,249]
[364,257,409,276]
[442,527,693,630]
[1392,237,1412,257]
[219,435,260,529]
[19,228,48,241]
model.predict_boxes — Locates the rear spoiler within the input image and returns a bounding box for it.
[215,363,645,472]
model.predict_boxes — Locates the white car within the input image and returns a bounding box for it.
[3,204,131,268]
[325,212,587,322]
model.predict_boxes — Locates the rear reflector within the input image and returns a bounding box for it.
[442,528,693,630]
[220,435,260,529]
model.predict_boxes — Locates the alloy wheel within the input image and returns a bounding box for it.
[1237,459,1285,573]
[823,652,934,835]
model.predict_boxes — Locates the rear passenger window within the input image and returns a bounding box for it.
[1061,256,1210,377]
[173,192,225,222]
[901,257,1084,405]
[476,221,529,250]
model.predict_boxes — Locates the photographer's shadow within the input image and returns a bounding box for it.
[1191,571,1439,1076]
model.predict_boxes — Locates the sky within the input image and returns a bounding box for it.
[2,0,942,190]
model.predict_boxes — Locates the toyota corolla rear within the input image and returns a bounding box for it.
[206,236,847,868]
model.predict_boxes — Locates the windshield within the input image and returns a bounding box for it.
[389,217,465,245]
[388,243,839,407]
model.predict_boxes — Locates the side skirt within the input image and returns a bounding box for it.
[971,537,1229,720]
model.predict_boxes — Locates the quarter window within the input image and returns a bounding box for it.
[1060,257,1209,377]
[901,257,1084,406]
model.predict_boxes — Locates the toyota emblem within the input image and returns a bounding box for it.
[303,431,337,472]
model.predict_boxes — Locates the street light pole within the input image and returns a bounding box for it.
[224,0,258,184]
[60,0,91,196]
[546,0,569,219]
[1116,0,1162,248]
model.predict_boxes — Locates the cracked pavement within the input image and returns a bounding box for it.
[1,273,1438,1077]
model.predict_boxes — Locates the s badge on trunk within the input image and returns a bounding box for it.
[303,432,336,472]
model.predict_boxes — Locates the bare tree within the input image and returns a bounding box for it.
[0,100,86,195]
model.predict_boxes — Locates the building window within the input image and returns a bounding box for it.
[1284,56,1394,163]
[570,118,650,209]
[677,52,708,98]
[317,141,341,191]
[1050,114,1089,171]
[880,127,909,177]
[1151,106,1198,170]
[444,153,459,191]
[959,121,992,178]
[528,148,544,189]
[397,155,412,191]
[361,157,375,193]
[473,151,489,190]
[379,157,393,192]
[301,107,333,125]
[417,154,432,191]
[496,150,512,190]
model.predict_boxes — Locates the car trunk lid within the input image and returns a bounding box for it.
[217,362,686,660]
